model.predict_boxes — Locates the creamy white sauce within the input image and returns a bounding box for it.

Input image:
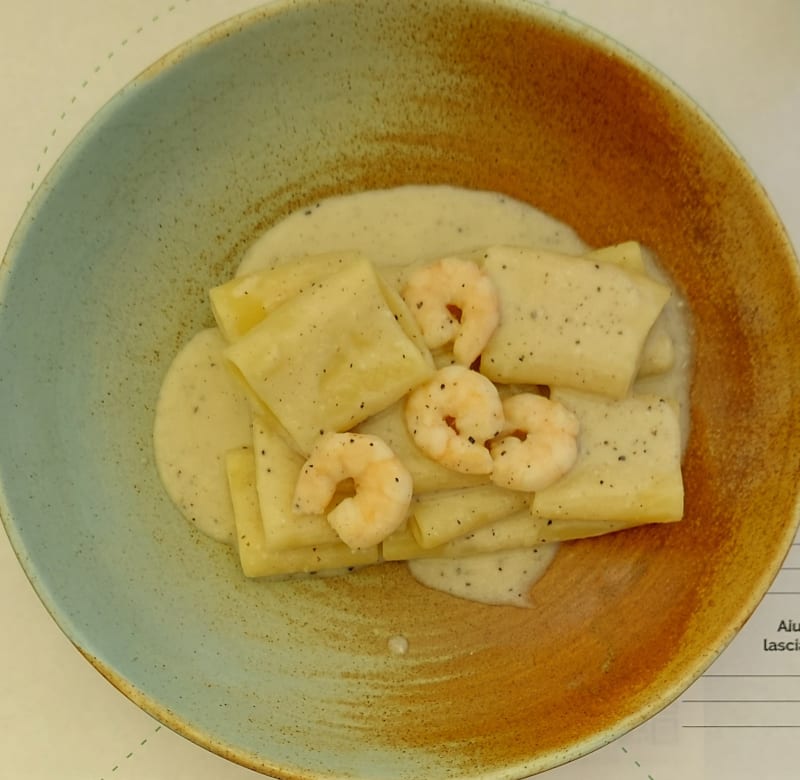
[409,546,560,608]
[154,184,693,606]
[238,185,588,275]
[153,328,253,543]
[388,635,410,655]
[633,251,694,450]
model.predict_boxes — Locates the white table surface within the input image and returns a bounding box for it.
[1,1,798,778]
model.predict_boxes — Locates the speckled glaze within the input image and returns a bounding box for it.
[1,0,799,778]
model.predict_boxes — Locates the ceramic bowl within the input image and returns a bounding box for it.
[1,0,799,778]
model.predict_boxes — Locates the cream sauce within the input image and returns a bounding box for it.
[409,546,560,608]
[154,184,693,605]
[634,250,694,449]
[238,185,588,275]
[153,328,253,543]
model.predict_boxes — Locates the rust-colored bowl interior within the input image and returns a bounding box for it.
[1,0,799,778]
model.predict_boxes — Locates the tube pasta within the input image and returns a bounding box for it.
[252,415,341,551]
[442,511,542,556]
[530,515,632,543]
[409,485,529,549]
[583,241,675,378]
[585,240,646,274]
[226,447,379,577]
[225,255,433,453]
[479,246,671,398]
[210,251,364,342]
[382,510,541,561]
[638,327,675,377]
[380,522,441,562]
[530,388,684,525]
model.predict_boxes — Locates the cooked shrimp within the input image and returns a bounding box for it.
[489,393,579,492]
[405,364,504,474]
[402,256,500,366]
[292,432,412,549]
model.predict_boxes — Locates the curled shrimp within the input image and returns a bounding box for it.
[292,432,412,550]
[489,393,579,492]
[402,256,500,366]
[405,364,504,474]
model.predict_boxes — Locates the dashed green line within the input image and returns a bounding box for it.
[620,743,655,778]
[29,0,195,197]
[99,721,164,779]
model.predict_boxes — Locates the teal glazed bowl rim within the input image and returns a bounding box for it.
[2,0,800,778]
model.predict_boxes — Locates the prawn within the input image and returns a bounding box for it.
[405,364,504,474]
[402,256,500,367]
[292,432,412,550]
[489,393,579,492]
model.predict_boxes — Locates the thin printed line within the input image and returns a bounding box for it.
[682,724,800,729]
[682,699,800,704]
[702,673,800,677]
